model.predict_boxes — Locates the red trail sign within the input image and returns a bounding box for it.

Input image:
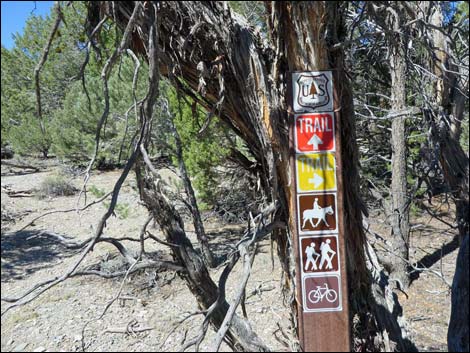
[295,113,335,153]
[289,71,350,352]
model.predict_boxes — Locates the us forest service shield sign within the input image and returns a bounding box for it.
[292,72,333,113]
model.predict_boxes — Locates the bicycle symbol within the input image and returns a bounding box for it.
[308,283,338,304]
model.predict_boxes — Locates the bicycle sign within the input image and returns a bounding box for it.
[308,283,338,304]
[302,274,342,312]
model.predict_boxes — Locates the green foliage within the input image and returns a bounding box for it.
[103,201,131,219]
[1,4,86,155]
[163,85,230,206]
[89,185,129,218]
[88,185,106,198]
[114,203,130,219]
[229,1,267,33]
[50,55,148,165]
[451,1,469,23]
[1,1,151,167]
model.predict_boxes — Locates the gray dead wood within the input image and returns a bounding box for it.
[136,163,270,352]
[447,234,469,352]
[91,1,418,350]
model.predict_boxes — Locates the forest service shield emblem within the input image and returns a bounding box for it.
[293,72,333,112]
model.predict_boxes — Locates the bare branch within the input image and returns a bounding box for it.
[18,191,112,232]
[34,1,62,156]
[80,2,144,203]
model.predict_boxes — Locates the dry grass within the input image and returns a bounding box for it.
[36,174,77,198]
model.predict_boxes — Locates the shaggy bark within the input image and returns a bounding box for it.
[386,2,411,289]
[427,4,469,240]
[425,5,469,351]
[169,109,215,268]
[92,1,415,350]
[447,235,469,352]
[366,1,410,289]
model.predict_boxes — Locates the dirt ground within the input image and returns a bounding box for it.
[0,159,459,352]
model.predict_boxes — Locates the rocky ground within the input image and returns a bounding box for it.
[1,158,459,352]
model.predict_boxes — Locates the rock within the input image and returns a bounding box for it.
[13,343,28,352]
[53,335,65,344]
[33,347,46,352]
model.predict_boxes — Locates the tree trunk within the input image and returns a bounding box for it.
[93,1,415,350]
[427,4,469,240]
[447,234,469,352]
[170,114,215,268]
[386,4,411,289]
[266,2,413,350]
[425,4,469,351]
[136,163,269,351]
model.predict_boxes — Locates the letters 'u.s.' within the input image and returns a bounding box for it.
[291,70,345,314]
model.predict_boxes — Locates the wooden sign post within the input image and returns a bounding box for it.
[288,71,351,351]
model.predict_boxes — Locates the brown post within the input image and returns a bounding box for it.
[288,70,351,352]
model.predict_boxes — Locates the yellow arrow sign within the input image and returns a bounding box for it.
[296,153,336,192]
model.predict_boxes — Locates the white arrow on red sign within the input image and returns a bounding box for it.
[307,134,324,151]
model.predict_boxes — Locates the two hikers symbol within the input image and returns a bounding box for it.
[302,197,334,229]
[305,239,336,271]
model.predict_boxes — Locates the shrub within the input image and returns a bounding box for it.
[103,201,130,219]
[1,203,15,224]
[37,173,77,198]
[88,185,106,198]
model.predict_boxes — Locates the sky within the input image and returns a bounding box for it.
[1,1,54,49]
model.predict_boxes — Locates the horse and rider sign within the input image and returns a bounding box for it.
[298,193,337,234]
[289,70,350,351]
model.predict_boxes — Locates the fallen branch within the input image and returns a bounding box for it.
[18,191,112,232]
[1,160,40,171]
[246,283,276,300]
[211,203,283,352]
[4,191,34,198]
[102,323,154,335]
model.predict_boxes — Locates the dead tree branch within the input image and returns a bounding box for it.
[34,1,62,157]
[18,191,112,232]
[80,2,143,203]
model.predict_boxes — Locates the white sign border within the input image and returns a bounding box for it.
[295,152,337,193]
[301,273,343,313]
[298,234,341,276]
[294,112,336,154]
[292,71,334,113]
[297,192,339,235]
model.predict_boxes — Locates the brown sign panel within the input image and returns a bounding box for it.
[300,235,339,274]
[297,193,337,234]
[302,274,342,312]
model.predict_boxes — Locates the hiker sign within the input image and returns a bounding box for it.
[296,153,336,192]
[295,113,335,153]
[292,71,333,113]
[300,236,339,274]
[289,70,350,351]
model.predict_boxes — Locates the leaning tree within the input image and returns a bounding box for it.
[84,1,414,350]
[8,1,469,351]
